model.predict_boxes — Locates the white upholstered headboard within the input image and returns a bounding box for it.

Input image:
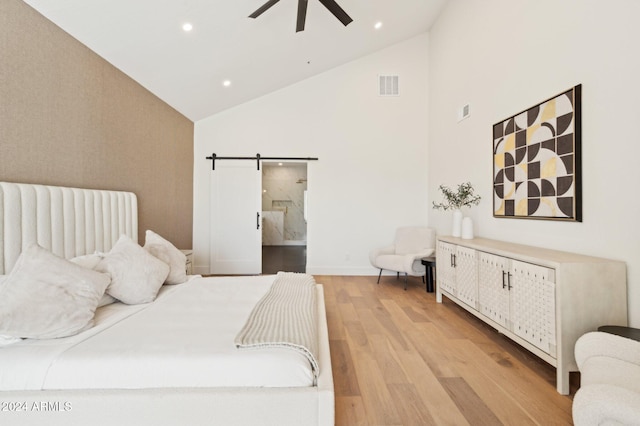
[0,182,138,274]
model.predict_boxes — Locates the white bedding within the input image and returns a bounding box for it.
[0,275,315,391]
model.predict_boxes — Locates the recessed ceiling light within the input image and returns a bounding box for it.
[182,23,193,32]
[278,163,283,166]
[374,21,383,30]
[222,80,231,87]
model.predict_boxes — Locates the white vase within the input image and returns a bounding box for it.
[452,209,463,237]
[461,217,474,239]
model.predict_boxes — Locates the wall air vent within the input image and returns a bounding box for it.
[378,75,399,96]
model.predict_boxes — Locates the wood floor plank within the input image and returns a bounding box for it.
[448,339,573,424]
[435,339,540,425]
[330,339,361,397]
[337,298,360,322]
[402,305,431,323]
[371,309,411,351]
[404,325,469,379]
[439,377,504,426]
[387,383,438,426]
[343,320,371,351]
[379,299,421,333]
[325,304,346,340]
[368,334,410,385]
[353,304,387,337]
[335,286,351,304]
[335,396,367,426]
[351,352,404,425]
[324,275,574,425]
[350,295,374,311]
[395,350,471,426]
[345,279,364,298]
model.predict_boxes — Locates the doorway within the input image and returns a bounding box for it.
[261,162,307,273]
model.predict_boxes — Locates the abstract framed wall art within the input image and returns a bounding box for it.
[493,85,582,221]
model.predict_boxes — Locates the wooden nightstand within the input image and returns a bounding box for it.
[180,250,193,274]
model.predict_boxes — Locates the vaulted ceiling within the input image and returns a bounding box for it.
[23,0,448,121]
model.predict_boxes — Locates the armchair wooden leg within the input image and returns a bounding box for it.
[404,273,408,290]
[377,269,382,284]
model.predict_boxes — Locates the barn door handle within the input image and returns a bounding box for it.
[257,212,260,230]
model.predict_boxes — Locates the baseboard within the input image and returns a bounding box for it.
[262,241,306,247]
[305,266,382,276]
[282,240,306,246]
[193,266,210,275]
[196,265,412,277]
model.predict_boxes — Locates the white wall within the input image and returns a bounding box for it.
[194,34,430,275]
[428,0,640,326]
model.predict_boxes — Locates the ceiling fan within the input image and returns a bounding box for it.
[249,0,353,32]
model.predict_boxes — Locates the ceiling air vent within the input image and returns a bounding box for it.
[378,75,399,97]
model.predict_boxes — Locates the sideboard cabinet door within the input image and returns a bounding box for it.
[510,260,556,356]
[455,246,478,309]
[478,251,510,328]
[436,241,457,296]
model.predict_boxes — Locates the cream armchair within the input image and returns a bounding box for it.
[369,227,436,290]
[573,330,640,425]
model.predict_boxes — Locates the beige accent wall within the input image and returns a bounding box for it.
[0,0,194,249]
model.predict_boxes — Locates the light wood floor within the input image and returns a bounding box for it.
[317,275,576,426]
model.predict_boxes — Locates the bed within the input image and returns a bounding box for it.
[0,182,334,426]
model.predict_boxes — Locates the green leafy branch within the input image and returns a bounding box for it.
[432,182,481,211]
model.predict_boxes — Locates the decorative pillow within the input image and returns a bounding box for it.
[144,230,187,285]
[71,253,116,307]
[70,253,104,270]
[0,277,21,346]
[97,235,169,304]
[96,293,117,307]
[0,244,111,339]
[0,278,16,346]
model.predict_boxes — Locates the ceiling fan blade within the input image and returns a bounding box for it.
[249,0,281,19]
[296,0,308,32]
[318,0,353,26]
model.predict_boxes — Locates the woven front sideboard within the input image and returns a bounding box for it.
[435,236,627,395]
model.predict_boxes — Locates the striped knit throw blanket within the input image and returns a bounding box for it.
[234,272,319,382]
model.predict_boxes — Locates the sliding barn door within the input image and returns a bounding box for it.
[209,161,262,274]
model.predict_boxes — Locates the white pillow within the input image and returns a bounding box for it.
[71,253,116,307]
[0,278,20,346]
[0,244,111,339]
[144,230,187,285]
[70,253,104,270]
[97,235,169,304]
[96,293,117,307]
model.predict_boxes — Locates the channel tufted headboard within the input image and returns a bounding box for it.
[0,182,137,274]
